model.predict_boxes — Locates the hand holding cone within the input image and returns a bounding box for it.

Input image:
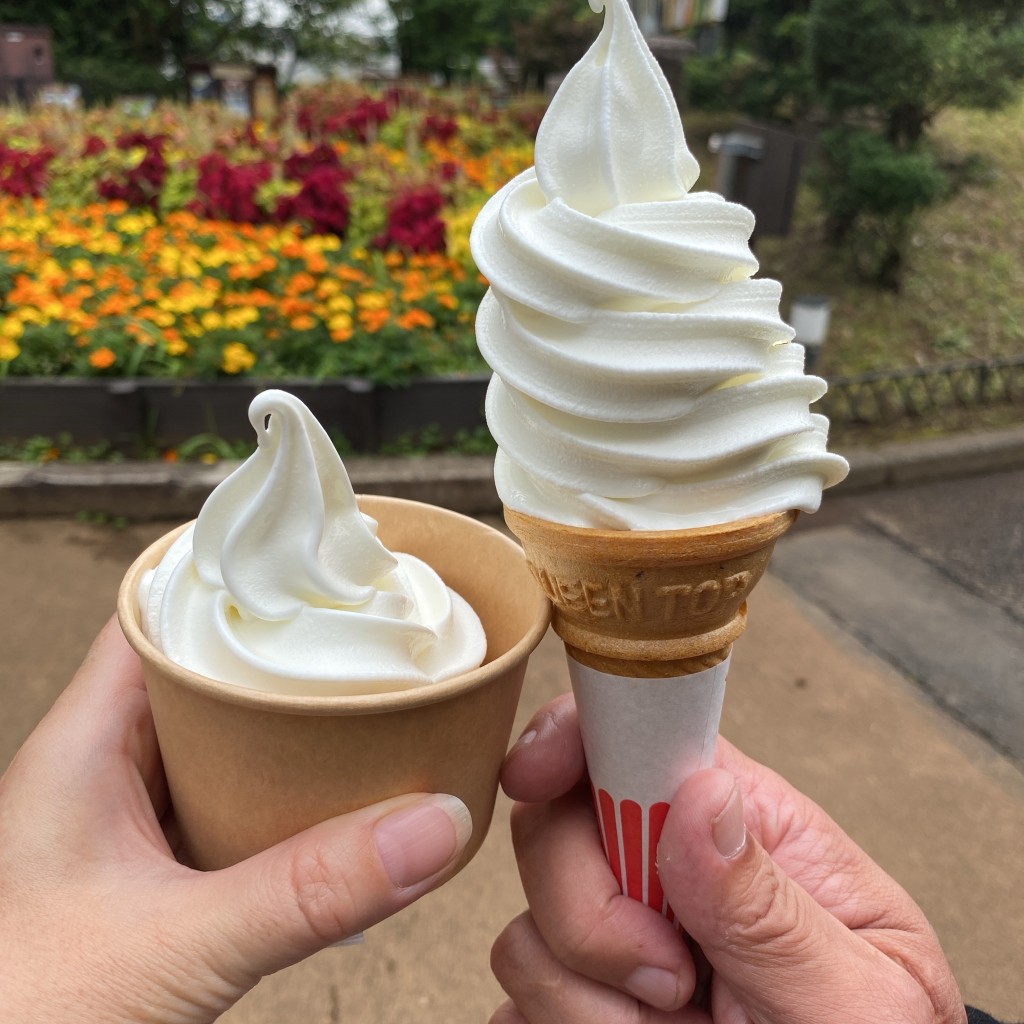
[505,507,797,913]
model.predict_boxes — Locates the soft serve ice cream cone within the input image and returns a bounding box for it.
[118,390,549,870]
[472,0,848,912]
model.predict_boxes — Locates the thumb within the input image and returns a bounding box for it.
[190,792,472,982]
[657,769,907,1022]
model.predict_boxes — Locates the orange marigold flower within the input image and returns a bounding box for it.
[397,308,435,331]
[290,314,317,331]
[89,347,117,369]
[437,293,459,310]
[337,265,372,285]
[358,308,391,333]
[306,252,329,274]
[286,271,317,295]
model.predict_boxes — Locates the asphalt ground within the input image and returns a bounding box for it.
[1,431,1023,1021]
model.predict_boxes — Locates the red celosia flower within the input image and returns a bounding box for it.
[373,185,446,253]
[191,154,272,223]
[276,165,351,238]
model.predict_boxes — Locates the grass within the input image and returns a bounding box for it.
[683,94,1024,378]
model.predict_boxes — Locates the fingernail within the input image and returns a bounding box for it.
[624,966,683,1010]
[711,780,746,860]
[374,795,472,888]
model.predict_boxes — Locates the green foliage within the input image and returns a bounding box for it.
[1,0,366,100]
[815,128,948,288]
[387,0,592,85]
[701,0,816,122]
[0,433,122,462]
[819,128,947,224]
[157,166,200,216]
[175,434,255,461]
[693,0,1024,288]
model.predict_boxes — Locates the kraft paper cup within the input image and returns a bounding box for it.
[117,495,550,871]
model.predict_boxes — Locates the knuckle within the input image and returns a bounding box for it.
[488,999,527,1024]
[490,913,532,983]
[287,838,359,942]
[721,868,810,959]
[549,890,623,972]
[509,800,545,851]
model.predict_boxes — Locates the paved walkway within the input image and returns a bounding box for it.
[1,514,1022,1022]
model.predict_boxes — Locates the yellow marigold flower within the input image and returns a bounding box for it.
[166,338,189,357]
[0,339,20,362]
[328,293,354,313]
[1,318,23,340]
[201,311,223,331]
[317,277,342,299]
[397,308,435,331]
[115,213,153,235]
[328,312,354,334]
[89,347,117,370]
[221,342,257,375]
[223,307,259,330]
[357,291,390,311]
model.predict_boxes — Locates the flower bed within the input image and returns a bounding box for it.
[0,83,539,386]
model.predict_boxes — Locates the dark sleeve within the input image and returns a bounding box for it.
[967,1008,1014,1024]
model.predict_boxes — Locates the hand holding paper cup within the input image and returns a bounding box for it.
[118,391,548,872]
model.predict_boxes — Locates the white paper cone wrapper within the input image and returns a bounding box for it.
[567,654,729,916]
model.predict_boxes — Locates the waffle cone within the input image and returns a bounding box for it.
[504,507,798,678]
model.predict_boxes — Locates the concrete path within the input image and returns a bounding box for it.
[1,515,1022,1022]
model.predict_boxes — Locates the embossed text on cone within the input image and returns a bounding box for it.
[505,507,796,913]
[505,508,796,675]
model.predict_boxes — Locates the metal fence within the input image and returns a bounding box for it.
[816,356,1024,425]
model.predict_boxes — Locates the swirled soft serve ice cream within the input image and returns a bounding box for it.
[138,390,486,695]
[472,0,847,530]
[473,0,849,914]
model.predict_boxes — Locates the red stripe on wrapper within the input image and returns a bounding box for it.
[647,801,671,914]
[621,800,644,902]
[597,788,622,889]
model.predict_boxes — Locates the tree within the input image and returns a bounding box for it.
[512,0,595,91]
[808,0,1024,287]
[385,0,592,86]
[689,0,1024,289]
[0,0,365,102]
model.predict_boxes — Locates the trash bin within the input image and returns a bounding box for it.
[709,123,810,237]
[788,295,832,374]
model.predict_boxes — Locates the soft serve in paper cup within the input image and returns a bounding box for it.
[118,390,549,870]
[138,390,486,696]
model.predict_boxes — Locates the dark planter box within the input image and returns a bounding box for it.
[375,374,491,447]
[136,379,377,450]
[0,376,491,454]
[0,379,146,450]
